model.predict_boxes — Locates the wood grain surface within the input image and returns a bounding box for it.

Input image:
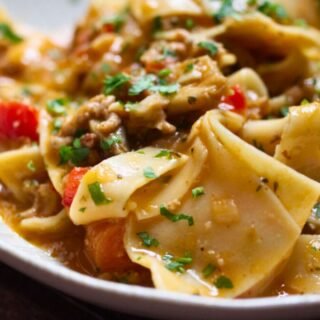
[0,262,149,320]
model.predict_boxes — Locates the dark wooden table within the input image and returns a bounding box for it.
[0,262,150,320]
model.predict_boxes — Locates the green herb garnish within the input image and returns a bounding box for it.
[162,253,193,273]
[0,23,23,43]
[192,186,205,198]
[213,0,237,23]
[185,18,195,30]
[88,182,112,205]
[185,63,194,73]
[280,106,289,117]
[158,68,172,78]
[46,98,67,116]
[202,264,216,278]
[160,205,194,226]
[215,275,234,289]
[151,83,180,96]
[129,74,156,96]
[52,119,62,134]
[155,149,173,159]
[103,73,130,95]
[59,145,89,166]
[101,134,122,151]
[257,1,288,21]
[198,41,218,57]
[152,16,163,34]
[312,202,320,219]
[27,160,36,172]
[137,232,159,247]
[143,167,157,179]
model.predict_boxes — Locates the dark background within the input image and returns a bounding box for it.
[0,262,149,320]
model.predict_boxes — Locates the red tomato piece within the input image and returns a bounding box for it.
[102,23,114,33]
[221,85,246,112]
[0,102,39,141]
[62,167,90,207]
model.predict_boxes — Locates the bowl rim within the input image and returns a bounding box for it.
[1,219,320,320]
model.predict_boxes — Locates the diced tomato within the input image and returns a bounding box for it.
[102,23,115,33]
[0,102,39,141]
[221,85,246,112]
[62,167,90,207]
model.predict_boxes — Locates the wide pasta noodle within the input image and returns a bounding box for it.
[275,103,320,182]
[70,148,188,225]
[0,146,45,203]
[131,0,202,24]
[124,111,320,298]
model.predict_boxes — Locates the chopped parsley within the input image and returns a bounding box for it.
[301,99,310,105]
[137,232,159,247]
[202,264,216,278]
[101,134,122,151]
[143,167,157,179]
[0,23,23,43]
[79,207,87,213]
[158,68,172,78]
[46,98,67,116]
[152,16,163,34]
[73,138,82,149]
[185,63,194,73]
[59,143,89,166]
[88,182,112,205]
[151,83,180,96]
[185,18,195,30]
[160,205,194,226]
[162,47,176,58]
[192,187,205,198]
[257,1,288,21]
[129,74,156,96]
[312,202,320,220]
[155,149,173,159]
[103,73,130,95]
[215,275,234,289]
[213,0,237,23]
[27,160,36,172]
[162,253,193,273]
[198,41,218,57]
[128,74,179,96]
[280,106,289,117]
[52,119,63,134]
[101,63,111,73]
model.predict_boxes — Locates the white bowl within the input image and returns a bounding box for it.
[1,1,320,319]
[1,218,320,320]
